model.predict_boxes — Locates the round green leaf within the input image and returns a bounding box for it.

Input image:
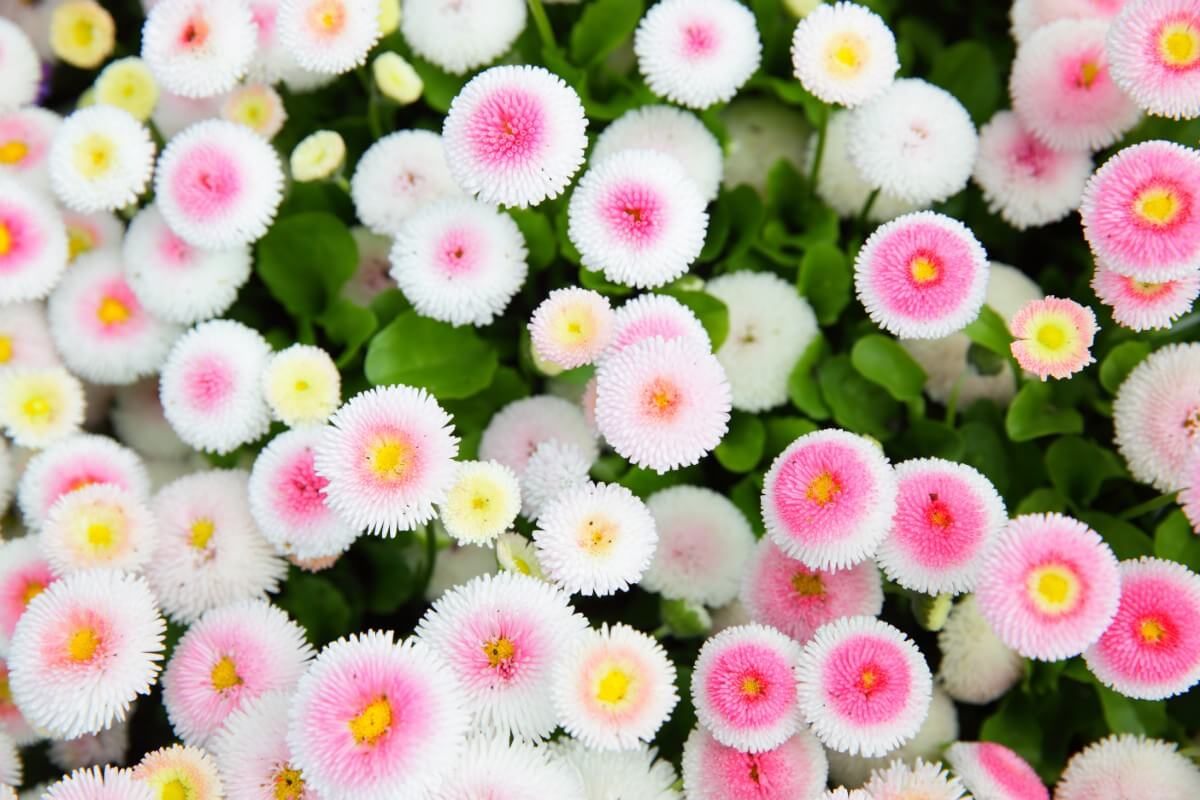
[1006,382,1084,442]
[364,311,499,400]
[1100,340,1152,395]
[715,412,766,473]
[850,334,927,402]
[256,212,357,318]
[798,242,852,326]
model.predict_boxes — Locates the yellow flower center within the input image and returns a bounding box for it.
[1027,563,1079,614]
[294,379,310,393]
[1035,322,1067,351]
[1140,617,1167,644]
[909,256,939,284]
[70,17,95,48]
[859,668,877,692]
[309,0,346,34]
[0,140,28,165]
[369,438,411,481]
[596,667,632,706]
[348,697,392,746]
[791,571,826,598]
[189,518,215,549]
[741,676,763,697]
[68,227,96,261]
[826,32,867,76]
[21,580,44,606]
[97,296,131,325]
[273,766,305,800]
[511,556,532,575]
[86,521,114,550]
[210,656,242,691]
[1135,187,1180,226]
[160,779,188,800]
[1160,23,1199,66]
[483,636,515,668]
[0,336,12,364]
[22,394,51,419]
[1132,279,1167,295]
[73,133,116,179]
[67,626,100,662]
[0,672,10,704]
[645,378,680,416]
[580,514,616,554]
[0,221,12,257]
[1078,60,1100,88]
[806,471,841,506]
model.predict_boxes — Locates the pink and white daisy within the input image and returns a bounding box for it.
[740,537,884,644]
[17,434,150,529]
[0,536,56,654]
[141,0,257,97]
[479,394,598,475]
[437,460,521,546]
[159,319,273,453]
[209,690,315,800]
[973,110,1094,230]
[389,198,529,327]
[134,744,223,800]
[1009,296,1098,380]
[1056,734,1200,800]
[43,766,155,800]
[7,569,164,739]
[790,1,899,107]
[975,513,1121,660]
[49,107,155,214]
[0,302,60,371]
[518,439,593,521]
[315,385,459,537]
[692,624,803,753]
[0,19,39,113]
[155,119,284,249]
[434,734,587,799]
[278,0,381,75]
[48,252,181,386]
[862,758,970,800]
[761,428,898,571]
[796,615,933,757]
[0,658,40,745]
[442,65,588,208]
[0,177,68,304]
[1107,0,1200,120]
[557,739,680,800]
[854,211,990,339]
[594,335,731,474]
[350,130,464,237]
[606,292,710,358]
[529,287,615,370]
[682,724,828,800]
[592,105,724,202]
[146,469,287,623]
[415,571,588,741]
[287,631,470,800]
[41,484,157,576]
[249,427,359,561]
[1080,140,1200,281]
[811,110,924,225]
[567,150,709,289]
[1092,261,1200,330]
[1010,0,1126,43]
[633,0,762,110]
[162,599,313,746]
[1084,557,1200,699]
[1113,343,1200,491]
[1011,19,1141,151]
[0,107,60,194]
[400,0,525,76]
[552,623,678,751]
[876,458,1007,596]
[946,741,1050,800]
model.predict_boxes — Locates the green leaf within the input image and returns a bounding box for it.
[1099,340,1152,394]
[407,54,468,113]
[355,535,423,614]
[958,421,1010,495]
[699,191,733,262]
[1096,683,1168,736]
[274,572,353,648]
[1016,488,1069,515]
[1155,511,1200,572]
[660,289,729,350]
[850,334,927,402]
[981,693,1044,769]
[569,0,644,65]
[364,311,498,399]
[1045,436,1125,505]
[929,41,1002,124]
[1006,382,1084,442]
[715,412,766,473]
[963,305,1013,357]
[508,209,556,271]
[319,300,378,367]
[967,342,1006,376]
[764,416,818,459]
[729,472,765,534]
[256,213,357,318]
[818,355,900,440]
[579,265,634,297]
[660,597,711,639]
[725,186,766,260]
[797,242,852,326]
[1078,512,1154,560]
[788,336,830,420]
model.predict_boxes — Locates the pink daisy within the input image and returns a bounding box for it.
[1091,260,1200,331]
[976,513,1121,660]
[442,64,588,208]
[691,624,803,753]
[739,537,884,644]
[315,385,460,537]
[43,765,155,800]
[854,211,990,339]
[1009,296,1098,380]
[0,177,68,304]
[16,434,150,529]
[479,395,598,475]
[141,0,257,98]
[1084,557,1200,699]
[529,287,615,370]
[1055,733,1200,799]
[0,107,60,194]
[945,741,1049,800]
[162,599,313,746]
[761,428,898,571]
[605,292,710,358]
[1010,19,1142,151]
[796,615,933,757]
[1113,343,1200,491]
[875,458,1008,595]
[0,536,56,654]
[1080,140,1200,281]
[1107,0,1200,120]
[287,630,470,800]
[209,689,315,800]
[0,301,60,370]
[681,724,829,800]
[594,335,731,474]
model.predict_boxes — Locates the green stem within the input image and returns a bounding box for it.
[297,318,316,345]
[857,188,880,228]
[808,104,829,197]
[527,0,557,53]
[944,373,965,428]
[1119,491,1179,520]
[419,526,438,597]
[357,67,385,140]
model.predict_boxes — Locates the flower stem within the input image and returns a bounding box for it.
[808,104,829,196]
[858,188,880,228]
[1119,491,1179,520]
[527,0,557,53]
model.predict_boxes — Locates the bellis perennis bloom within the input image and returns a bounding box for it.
[682,725,829,800]
[1107,0,1200,120]
[529,287,615,370]
[278,0,382,75]
[141,0,257,98]
[1113,343,1200,492]
[790,2,899,107]
[1009,296,1098,380]
[401,0,525,76]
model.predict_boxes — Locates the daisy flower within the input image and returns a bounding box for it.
[937,594,1024,704]
[692,624,804,753]
[415,571,588,741]
[159,319,273,453]
[809,110,923,224]
[552,623,678,751]
[568,150,708,289]
[976,513,1121,660]
[162,599,313,746]
[7,569,165,739]
[48,252,181,386]
[1056,734,1200,799]
[351,130,463,236]
[682,725,829,800]
[278,0,381,75]
[761,428,898,571]
[437,460,521,547]
[641,485,755,607]
[592,105,724,202]
[146,469,287,623]
[1010,0,1125,43]
[262,344,340,427]
[209,690,313,800]
[42,766,154,800]
[17,434,150,528]
[973,110,1094,230]
[134,744,223,800]
[41,484,156,576]
[62,209,123,265]
[479,394,598,475]
[94,58,160,122]
[0,19,39,113]
[49,1,114,69]
[0,367,85,449]
[1092,262,1200,331]
[389,198,529,327]
[1011,19,1141,151]
[946,741,1050,800]
[343,227,395,305]
[0,178,68,304]
[1009,296,1098,380]
[496,532,546,580]
[797,616,933,757]
[607,292,711,358]
[287,631,470,800]
[400,0,525,75]
[790,2,899,107]
[854,211,990,339]
[847,79,978,206]
[220,83,286,139]
[529,287,615,370]
[122,205,252,325]
[290,129,345,182]
[862,758,970,800]
[876,458,1007,596]
[49,107,155,214]
[558,740,681,800]
[740,537,885,644]
[1080,140,1200,282]
[442,65,588,208]
[0,658,40,745]
[0,536,56,654]
[1107,0,1200,120]
[634,0,762,109]
[519,439,593,521]
[1113,343,1200,491]
[595,335,730,473]
[434,735,586,799]
[0,107,60,194]
[534,481,657,596]
[141,0,257,98]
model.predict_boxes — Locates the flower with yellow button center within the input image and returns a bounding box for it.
[221,84,287,140]
[66,624,102,662]
[290,130,346,183]
[263,344,341,428]
[496,532,547,580]
[348,696,393,746]
[135,745,222,800]
[1134,185,1182,226]
[43,484,158,575]
[790,2,899,106]
[373,52,424,105]
[95,58,160,122]
[50,0,116,69]
[1026,563,1081,615]
[1160,21,1199,67]
[0,366,85,448]
[439,460,521,546]
[529,286,615,370]
[1009,296,1098,380]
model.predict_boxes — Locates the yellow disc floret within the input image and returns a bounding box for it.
[440,461,521,545]
[95,58,159,121]
[50,1,116,69]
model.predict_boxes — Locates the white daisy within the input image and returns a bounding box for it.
[278,0,381,75]
[49,106,155,213]
[141,0,258,98]
[350,129,464,237]
[791,1,899,107]
[591,105,724,202]
[400,0,526,75]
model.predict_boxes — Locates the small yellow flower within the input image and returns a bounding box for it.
[289,130,346,182]
[378,0,401,35]
[263,344,341,427]
[440,461,521,546]
[0,367,85,449]
[373,52,423,105]
[496,532,546,580]
[50,1,116,70]
[95,58,159,121]
[221,84,287,139]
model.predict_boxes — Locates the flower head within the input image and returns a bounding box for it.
[0,107,61,194]
[790,2,899,107]
[558,740,680,800]
[209,690,313,800]
[1056,734,1200,800]
[1092,262,1200,331]
[1113,343,1200,491]
[437,460,521,547]
[142,0,257,98]
[946,741,1050,800]
[134,744,223,800]
[95,58,159,122]
[290,129,345,182]
[810,110,924,224]
[0,19,39,113]
[400,0,525,75]
[279,0,381,74]
[608,292,710,358]
[220,83,286,139]
[936,594,1024,704]
[518,439,593,521]
[351,130,462,235]
[592,105,724,201]
[43,766,154,800]
[0,536,57,654]
[1107,0,1200,120]
[682,725,829,800]
[862,758,970,800]
[479,394,598,474]
[263,344,340,427]
[0,367,85,449]
[0,177,69,304]
[435,734,587,798]
[42,484,157,576]
[529,287,615,370]
[1009,296,1098,380]
[50,1,114,69]
[17,433,150,529]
